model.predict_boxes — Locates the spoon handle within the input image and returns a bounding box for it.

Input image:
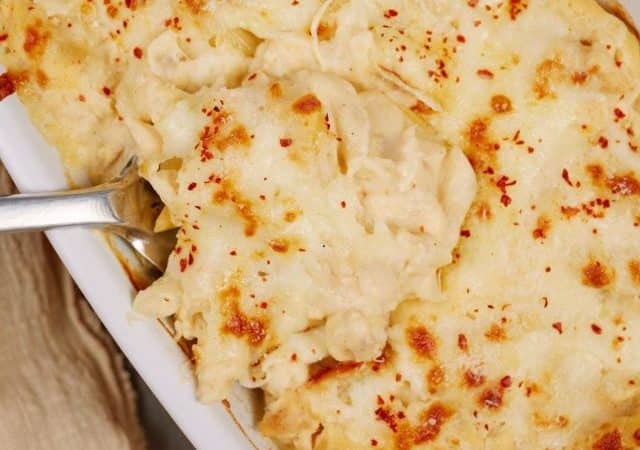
[0,185,121,232]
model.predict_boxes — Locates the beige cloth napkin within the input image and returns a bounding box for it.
[0,165,146,450]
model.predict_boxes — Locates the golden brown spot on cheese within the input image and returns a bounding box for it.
[464,118,500,171]
[107,5,119,18]
[410,100,434,115]
[474,201,493,221]
[284,211,299,223]
[587,163,605,184]
[292,94,322,114]
[0,73,16,101]
[35,69,48,88]
[582,260,614,288]
[406,325,437,359]
[269,82,282,98]
[463,369,486,387]
[308,358,362,384]
[23,25,49,58]
[427,366,445,393]
[485,323,507,341]
[490,95,513,114]
[593,429,622,450]
[607,173,640,196]
[223,310,267,345]
[219,284,267,346]
[413,403,453,444]
[478,387,503,409]
[269,238,289,253]
[532,215,551,240]
[561,206,580,218]
[212,180,259,236]
[628,260,640,286]
[572,71,589,85]
[508,0,528,20]
[316,21,336,41]
[184,0,206,14]
[215,125,251,151]
[533,59,563,99]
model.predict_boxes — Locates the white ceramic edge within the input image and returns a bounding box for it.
[0,2,638,449]
[0,95,257,450]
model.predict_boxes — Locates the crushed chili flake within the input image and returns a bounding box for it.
[500,376,512,388]
[133,47,143,59]
[187,182,197,191]
[460,229,471,238]
[384,9,398,18]
[102,86,112,96]
[456,34,466,43]
[500,194,512,207]
[477,69,494,79]
[591,324,603,335]
[458,333,468,352]
[552,322,563,334]
[598,136,609,149]
[561,168,574,186]
[279,138,293,148]
[614,108,626,121]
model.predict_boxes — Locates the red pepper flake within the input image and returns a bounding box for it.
[598,136,609,149]
[229,250,237,256]
[0,34,8,42]
[552,322,563,334]
[260,302,268,309]
[633,429,640,444]
[460,229,471,238]
[476,69,494,79]
[340,201,346,208]
[456,34,466,43]
[279,138,293,148]
[457,333,468,352]
[78,94,86,102]
[102,86,112,96]
[290,353,297,361]
[384,9,398,18]
[561,168,574,186]
[500,194,512,207]
[500,376,512,388]
[614,108,626,121]
[179,258,188,272]
[187,182,197,191]
[133,47,143,59]
[591,323,602,335]
[370,439,378,447]
[247,73,257,81]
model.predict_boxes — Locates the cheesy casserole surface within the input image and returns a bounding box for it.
[1,1,640,449]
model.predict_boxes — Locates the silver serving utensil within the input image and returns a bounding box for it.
[0,158,176,271]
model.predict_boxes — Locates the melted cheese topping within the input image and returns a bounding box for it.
[1,1,640,449]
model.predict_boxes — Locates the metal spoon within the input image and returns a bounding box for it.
[0,158,176,271]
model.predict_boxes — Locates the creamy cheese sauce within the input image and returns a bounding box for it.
[1,1,640,449]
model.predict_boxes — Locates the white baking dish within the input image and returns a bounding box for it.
[0,2,637,448]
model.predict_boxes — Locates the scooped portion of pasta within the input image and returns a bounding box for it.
[2,0,640,449]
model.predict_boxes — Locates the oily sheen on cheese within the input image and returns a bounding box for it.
[1,1,640,449]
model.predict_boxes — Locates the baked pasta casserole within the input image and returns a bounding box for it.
[1,0,640,449]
